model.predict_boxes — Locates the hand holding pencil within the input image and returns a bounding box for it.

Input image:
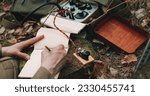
[41,44,67,76]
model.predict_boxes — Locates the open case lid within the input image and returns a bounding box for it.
[94,14,149,53]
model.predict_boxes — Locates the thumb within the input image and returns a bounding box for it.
[17,52,30,60]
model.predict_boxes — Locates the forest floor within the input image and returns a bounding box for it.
[0,0,150,79]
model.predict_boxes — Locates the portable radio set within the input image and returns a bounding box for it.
[58,0,99,22]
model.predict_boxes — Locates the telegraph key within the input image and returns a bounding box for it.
[73,48,94,65]
[59,0,99,22]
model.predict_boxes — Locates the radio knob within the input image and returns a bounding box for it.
[86,4,92,10]
[69,0,75,5]
[78,4,87,10]
[75,11,88,19]
[70,7,75,11]
[75,2,82,7]
[78,11,84,17]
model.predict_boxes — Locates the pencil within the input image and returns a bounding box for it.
[45,46,51,51]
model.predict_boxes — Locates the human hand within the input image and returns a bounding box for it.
[2,35,44,60]
[41,44,67,76]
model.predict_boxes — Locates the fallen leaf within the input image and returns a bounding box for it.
[24,22,31,28]
[8,29,15,34]
[92,39,105,45]
[0,12,5,17]
[2,2,12,12]
[15,27,24,35]
[109,67,118,77]
[135,8,146,19]
[23,22,32,33]
[26,26,33,33]
[141,18,150,27]
[7,38,17,44]
[0,27,5,34]
[121,54,138,64]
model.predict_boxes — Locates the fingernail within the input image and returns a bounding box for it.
[26,56,30,60]
[41,35,44,38]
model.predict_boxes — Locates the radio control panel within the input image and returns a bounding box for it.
[59,0,99,22]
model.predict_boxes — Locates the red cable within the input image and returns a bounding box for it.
[53,10,76,47]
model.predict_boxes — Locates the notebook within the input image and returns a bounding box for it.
[18,27,70,78]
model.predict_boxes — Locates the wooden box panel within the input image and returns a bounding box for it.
[95,17,148,53]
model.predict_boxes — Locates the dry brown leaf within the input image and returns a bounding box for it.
[109,67,118,77]
[7,38,17,44]
[0,27,6,34]
[141,18,150,27]
[24,22,31,28]
[2,2,12,12]
[23,22,32,33]
[15,27,24,34]
[26,26,33,33]
[121,54,138,64]
[0,12,5,17]
[8,29,15,34]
